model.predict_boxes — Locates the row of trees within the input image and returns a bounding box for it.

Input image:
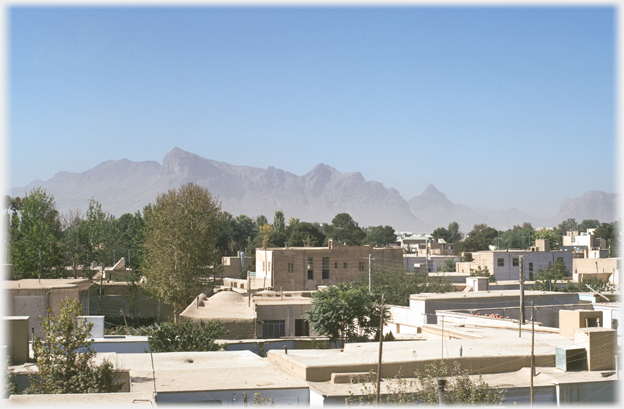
[216,211,397,258]
[5,189,398,281]
[5,189,145,279]
[451,218,618,256]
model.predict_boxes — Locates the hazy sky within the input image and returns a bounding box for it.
[7,5,616,217]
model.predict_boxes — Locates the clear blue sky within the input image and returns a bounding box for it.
[7,5,616,218]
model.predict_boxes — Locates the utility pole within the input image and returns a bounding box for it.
[519,255,525,337]
[375,294,385,405]
[531,301,535,406]
[369,253,373,293]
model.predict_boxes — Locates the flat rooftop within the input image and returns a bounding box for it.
[410,290,576,301]
[8,391,155,406]
[95,350,309,394]
[308,365,616,399]
[4,278,91,290]
[266,323,578,382]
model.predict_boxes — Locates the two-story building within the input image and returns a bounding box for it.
[561,229,609,258]
[456,239,574,281]
[254,240,403,291]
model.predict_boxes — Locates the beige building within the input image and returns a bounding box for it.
[220,253,253,278]
[572,257,619,285]
[456,240,574,281]
[180,288,315,339]
[4,278,91,337]
[255,240,403,291]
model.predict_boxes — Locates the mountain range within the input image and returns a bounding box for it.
[9,147,618,233]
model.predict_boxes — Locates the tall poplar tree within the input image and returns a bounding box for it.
[9,188,64,278]
[141,183,221,324]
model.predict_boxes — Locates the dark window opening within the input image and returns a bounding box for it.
[295,319,309,336]
[307,257,313,280]
[322,257,330,279]
[262,320,285,338]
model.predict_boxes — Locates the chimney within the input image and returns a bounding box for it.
[328,239,333,250]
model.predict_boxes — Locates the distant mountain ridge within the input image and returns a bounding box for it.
[9,147,618,233]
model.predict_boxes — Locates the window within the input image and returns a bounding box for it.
[295,319,309,336]
[556,257,563,264]
[529,272,533,281]
[322,257,330,280]
[262,320,285,339]
[529,262,533,272]
[512,258,519,267]
[288,263,294,273]
[343,262,347,269]
[334,262,338,269]
[497,258,504,267]
[307,257,313,280]
[359,261,365,271]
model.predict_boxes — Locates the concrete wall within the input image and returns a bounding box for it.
[6,284,91,337]
[88,293,174,321]
[409,292,580,325]
[258,245,403,291]
[572,258,619,284]
[573,328,617,371]
[256,303,312,337]
[221,255,253,278]
[457,251,574,281]
[155,387,310,405]
[437,304,595,330]
[268,351,556,382]
[592,304,623,336]
[556,380,617,404]
[90,337,150,354]
[559,310,603,337]
[3,317,30,364]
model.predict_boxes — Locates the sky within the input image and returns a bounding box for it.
[6,4,617,218]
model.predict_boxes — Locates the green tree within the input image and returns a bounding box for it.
[28,297,122,394]
[256,215,268,230]
[470,265,496,283]
[287,217,300,227]
[59,208,86,277]
[258,223,274,248]
[447,222,462,244]
[578,219,600,232]
[438,258,457,273]
[4,358,18,398]
[364,225,397,247]
[496,224,534,250]
[304,282,387,347]
[532,228,562,250]
[148,320,228,352]
[594,221,618,256]
[432,226,450,243]
[351,361,505,404]
[141,183,221,325]
[533,260,569,292]
[9,188,64,279]
[453,224,498,255]
[273,210,285,233]
[366,265,453,306]
[558,218,578,234]
[564,276,611,293]
[286,222,326,247]
[324,213,366,246]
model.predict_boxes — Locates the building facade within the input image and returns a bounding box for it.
[255,240,403,291]
[456,241,574,281]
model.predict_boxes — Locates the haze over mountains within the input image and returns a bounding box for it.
[9,147,617,233]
